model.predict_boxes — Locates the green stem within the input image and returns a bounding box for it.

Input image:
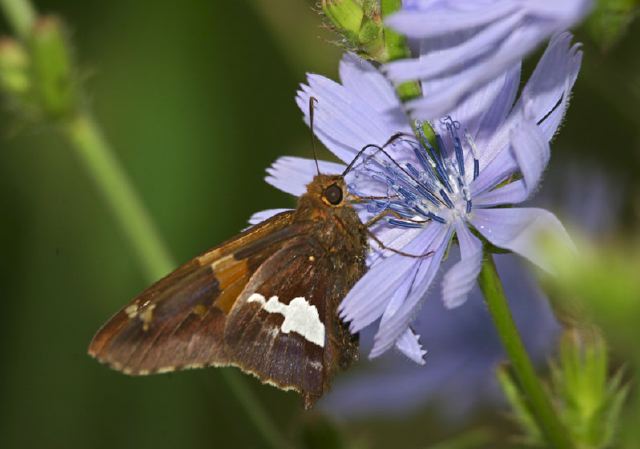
[478,254,575,449]
[64,114,174,280]
[0,0,35,39]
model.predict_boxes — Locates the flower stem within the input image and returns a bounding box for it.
[478,254,575,449]
[64,114,175,280]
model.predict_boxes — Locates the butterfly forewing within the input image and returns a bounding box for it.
[88,211,300,374]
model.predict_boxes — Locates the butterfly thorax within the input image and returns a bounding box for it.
[294,174,368,261]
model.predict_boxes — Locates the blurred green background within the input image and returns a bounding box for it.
[0,1,639,449]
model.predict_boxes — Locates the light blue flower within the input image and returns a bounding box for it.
[320,164,619,419]
[252,33,581,363]
[384,0,592,118]
[320,255,561,419]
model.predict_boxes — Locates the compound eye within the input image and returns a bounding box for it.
[323,183,343,205]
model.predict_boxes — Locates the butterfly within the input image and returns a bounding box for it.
[88,99,430,408]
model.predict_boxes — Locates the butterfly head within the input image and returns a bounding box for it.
[306,174,348,208]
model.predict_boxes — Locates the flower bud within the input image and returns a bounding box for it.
[322,0,410,64]
[322,0,364,43]
[498,328,629,448]
[28,16,78,119]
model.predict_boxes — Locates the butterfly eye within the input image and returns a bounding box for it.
[323,184,343,205]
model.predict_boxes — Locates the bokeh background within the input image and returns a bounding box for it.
[0,1,639,448]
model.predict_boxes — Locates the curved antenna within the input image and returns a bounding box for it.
[342,132,416,177]
[343,134,447,209]
[309,96,321,175]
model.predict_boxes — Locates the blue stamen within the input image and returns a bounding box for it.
[413,184,440,207]
[397,186,417,202]
[388,218,424,229]
[439,189,454,209]
[445,120,465,178]
[473,159,480,180]
[413,204,431,217]
[427,212,447,224]
[434,134,454,192]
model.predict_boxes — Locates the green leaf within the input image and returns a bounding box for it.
[497,365,543,446]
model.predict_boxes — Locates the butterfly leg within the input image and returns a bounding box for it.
[365,209,429,228]
[363,210,433,259]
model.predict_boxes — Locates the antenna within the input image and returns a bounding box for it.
[342,132,414,176]
[309,96,321,175]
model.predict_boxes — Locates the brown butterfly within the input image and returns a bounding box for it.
[89,171,367,409]
[88,99,428,408]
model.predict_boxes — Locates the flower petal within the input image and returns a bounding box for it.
[441,222,483,309]
[395,328,427,365]
[510,119,550,197]
[470,148,518,197]
[297,55,411,163]
[518,32,583,140]
[247,208,291,226]
[471,208,573,272]
[265,156,346,196]
[385,11,524,84]
[386,1,519,39]
[405,24,544,121]
[473,180,527,207]
[339,53,402,113]
[473,64,521,146]
[369,225,453,358]
[524,0,593,26]
[340,223,445,333]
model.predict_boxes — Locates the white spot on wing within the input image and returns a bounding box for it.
[247,293,325,347]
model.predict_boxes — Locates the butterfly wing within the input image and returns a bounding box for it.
[89,209,365,408]
[88,211,302,374]
[223,232,362,408]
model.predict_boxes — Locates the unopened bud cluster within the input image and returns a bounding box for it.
[321,0,408,63]
[0,16,79,121]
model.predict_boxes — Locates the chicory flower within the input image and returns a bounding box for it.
[384,0,592,118]
[252,33,581,363]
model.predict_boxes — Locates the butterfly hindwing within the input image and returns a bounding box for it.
[88,211,301,374]
[224,232,360,408]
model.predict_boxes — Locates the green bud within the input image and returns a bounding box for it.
[0,38,30,96]
[321,0,421,101]
[28,16,79,119]
[551,329,628,449]
[322,0,364,43]
[498,329,629,449]
[321,0,414,64]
